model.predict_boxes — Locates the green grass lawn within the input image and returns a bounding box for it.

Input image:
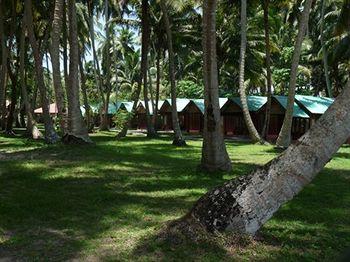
[0,131,349,261]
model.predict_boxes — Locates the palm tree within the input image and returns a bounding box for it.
[51,0,67,133]
[64,0,92,144]
[141,0,157,138]
[320,0,333,98]
[188,79,350,235]
[159,0,186,146]
[261,0,272,139]
[100,0,112,131]
[239,0,263,143]
[0,1,9,130]
[19,19,41,139]
[200,0,232,172]
[276,0,313,148]
[24,0,59,144]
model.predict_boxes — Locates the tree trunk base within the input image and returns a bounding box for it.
[147,130,158,138]
[199,161,232,173]
[4,130,16,137]
[116,126,128,139]
[172,138,187,147]
[62,133,93,145]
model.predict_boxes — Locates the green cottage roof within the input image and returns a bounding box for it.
[295,95,334,115]
[231,96,267,112]
[274,96,309,118]
[192,99,205,114]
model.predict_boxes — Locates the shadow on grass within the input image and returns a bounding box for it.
[0,133,349,260]
[257,167,350,260]
[0,134,260,260]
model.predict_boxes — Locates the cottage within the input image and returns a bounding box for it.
[264,96,309,141]
[182,99,204,133]
[135,100,165,130]
[158,98,190,131]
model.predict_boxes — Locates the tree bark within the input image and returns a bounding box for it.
[160,0,186,146]
[25,0,59,143]
[276,0,313,148]
[320,0,332,98]
[20,23,41,139]
[189,79,350,235]
[152,48,161,128]
[50,0,67,133]
[200,0,232,172]
[261,0,272,139]
[79,52,92,132]
[0,2,8,131]
[62,0,69,91]
[141,0,157,138]
[239,0,263,143]
[99,0,111,131]
[6,57,19,134]
[64,0,92,144]
[87,1,105,129]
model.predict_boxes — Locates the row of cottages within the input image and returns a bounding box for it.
[131,95,334,140]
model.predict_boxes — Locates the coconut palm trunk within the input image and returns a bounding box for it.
[79,52,92,132]
[239,0,263,143]
[152,48,161,127]
[160,0,186,146]
[64,0,92,144]
[62,1,69,90]
[187,79,350,235]
[6,57,19,135]
[200,0,232,172]
[50,0,67,133]
[24,0,59,144]
[261,0,272,139]
[100,0,111,131]
[20,24,41,139]
[87,1,105,129]
[141,0,157,138]
[320,0,332,98]
[276,0,313,148]
[0,2,8,131]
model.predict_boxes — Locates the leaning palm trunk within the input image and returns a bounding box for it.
[50,0,67,133]
[25,0,59,144]
[239,0,263,143]
[261,0,272,139]
[320,0,332,98]
[276,0,313,148]
[141,0,157,138]
[64,0,92,144]
[160,0,186,146]
[20,24,41,139]
[200,0,232,172]
[188,79,350,235]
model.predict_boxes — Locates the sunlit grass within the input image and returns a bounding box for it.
[0,132,349,260]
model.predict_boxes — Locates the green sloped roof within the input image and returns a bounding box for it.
[274,96,309,118]
[231,96,267,112]
[192,99,205,114]
[295,95,334,115]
